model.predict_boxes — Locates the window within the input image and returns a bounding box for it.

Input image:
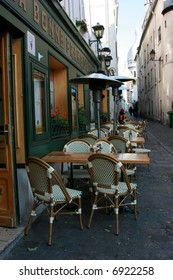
[33,68,48,137]
[158,27,161,43]
[49,55,69,137]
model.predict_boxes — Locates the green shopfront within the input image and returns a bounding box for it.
[0,0,99,227]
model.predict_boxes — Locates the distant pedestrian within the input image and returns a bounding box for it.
[129,106,133,116]
[118,108,127,124]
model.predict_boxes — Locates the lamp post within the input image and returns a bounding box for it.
[149,49,163,61]
[89,23,105,57]
[104,55,113,68]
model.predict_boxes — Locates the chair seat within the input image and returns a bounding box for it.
[133,148,151,153]
[97,182,137,195]
[36,185,82,202]
[126,168,136,176]
[61,169,90,179]
[53,185,82,201]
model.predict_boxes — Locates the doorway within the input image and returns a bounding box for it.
[0,30,24,227]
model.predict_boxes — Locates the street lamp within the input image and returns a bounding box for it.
[99,47,113,72]
[149,49,163,61]
[104,55,113,68]
[89,23,105,56]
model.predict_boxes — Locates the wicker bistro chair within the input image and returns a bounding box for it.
[25,157,83,246]
[105,122,114,131]
[78,133,98,145]
[117,126,130,137]
[93,139,117,154]
[88,128,107,138]
[108,135,131,153]
[61,139,92,184]
[125,123,136,130]
[101,125,112,137]
[108,135,136,180]
[123,129,139,148]
[87,154,137,235]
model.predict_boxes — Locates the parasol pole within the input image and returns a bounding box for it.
[93,90,102,138]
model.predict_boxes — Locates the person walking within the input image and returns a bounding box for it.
[118,108,127,124]
[129,106,133,116]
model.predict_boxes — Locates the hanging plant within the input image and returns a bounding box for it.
[76,19,88,33]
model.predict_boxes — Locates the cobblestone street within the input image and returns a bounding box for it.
[1,120,173,260]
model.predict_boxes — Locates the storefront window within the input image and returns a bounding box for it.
[33,69,47,135]
[49,55,69,137]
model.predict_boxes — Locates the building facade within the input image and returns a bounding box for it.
[136,0,173,125]
[0,0,99,227]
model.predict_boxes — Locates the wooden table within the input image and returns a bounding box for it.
[129,137,145,148]
[42,151,150,186]
[42,151,150,165]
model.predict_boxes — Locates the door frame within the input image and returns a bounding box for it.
[0,31,19,227]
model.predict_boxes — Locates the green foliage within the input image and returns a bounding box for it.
[101,112,110,123]
[78,106,86,125]
[75,19,88,32]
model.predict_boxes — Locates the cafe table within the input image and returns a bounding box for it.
[42,151,149,164]
[42,151,150,186]
[129,136,145,148]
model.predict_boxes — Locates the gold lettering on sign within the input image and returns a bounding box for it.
[49,19,54,39]
[42,11,47,32]
[19,0,26,11]
[66,39,70,54]
[55,26,59,45]
[60,30,64,48]
[34,0,39,24]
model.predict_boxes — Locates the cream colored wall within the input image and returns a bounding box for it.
[137,0,173,125]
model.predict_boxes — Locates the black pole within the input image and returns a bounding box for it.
[93,90,102,138]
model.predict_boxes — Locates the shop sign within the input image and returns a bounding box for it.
[3,0,95,73]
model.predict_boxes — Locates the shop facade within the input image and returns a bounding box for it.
[0,0,99,227]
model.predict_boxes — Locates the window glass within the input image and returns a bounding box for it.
[49,55,69,137]
[33,69,47,135]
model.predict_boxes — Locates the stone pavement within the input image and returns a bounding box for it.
[1,120,173,260]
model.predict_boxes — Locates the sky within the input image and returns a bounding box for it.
[117,0,146,70]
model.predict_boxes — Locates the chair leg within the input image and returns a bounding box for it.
[133,189,138,220]
[25,201,37,236]
[88,192,98,228]
[114,195,119,235]
[78,196,83,230]
[48,205,54,246]
[25,215,33,236]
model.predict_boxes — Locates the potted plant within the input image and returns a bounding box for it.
[75,19,88,33]
[101,112,110,124]
[51,109,69,137]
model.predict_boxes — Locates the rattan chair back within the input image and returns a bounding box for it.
[125,123,136,130]
[63,139,92,153]
[78,133,98,145]
[117,126,129,136]
[88,128,107,138]
[108,135,130,153]
[25,157,83,245]
[93,139,117,153]
[123,129,138,140]
[101,125,112,136]
[87,153,137,234]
